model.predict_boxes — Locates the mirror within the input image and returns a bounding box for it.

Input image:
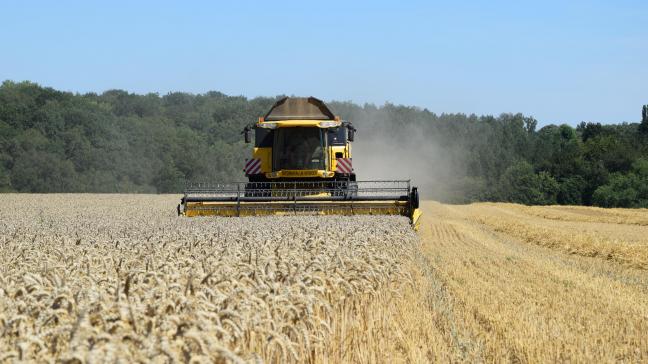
[347,124,355,142]
[243,126,252,143]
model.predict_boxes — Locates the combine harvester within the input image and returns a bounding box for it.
[178,97,421,229]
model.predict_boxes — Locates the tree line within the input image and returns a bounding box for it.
[1,80,647,207]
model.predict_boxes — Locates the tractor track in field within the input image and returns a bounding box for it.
[413,201,648,362]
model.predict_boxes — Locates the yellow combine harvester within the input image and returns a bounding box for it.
[178,97,421,229]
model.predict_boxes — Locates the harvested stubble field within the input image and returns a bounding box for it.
[1,196,648,363]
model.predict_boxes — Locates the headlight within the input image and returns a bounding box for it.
[258,123,278,129]
[319,121,338,128]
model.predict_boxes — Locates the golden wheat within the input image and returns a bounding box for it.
[0,194,418,362]
[2,195,647,363]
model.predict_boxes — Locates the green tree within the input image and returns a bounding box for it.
[0,164,11,191]
[154,161,184,193]
[592,159,648,208]
[2,80,648,207]
[533,124,583,179]
[557,176,586,205]
[499,161,558,205]
[640,105,648,134]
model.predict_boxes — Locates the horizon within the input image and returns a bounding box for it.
[4,79,645,127]
[1,1,646,125]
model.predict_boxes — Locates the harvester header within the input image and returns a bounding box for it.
[178,97,421,229]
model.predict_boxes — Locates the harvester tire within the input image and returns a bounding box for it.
[410,187,419,209]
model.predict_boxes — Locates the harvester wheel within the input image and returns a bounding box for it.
[410,187,419,209]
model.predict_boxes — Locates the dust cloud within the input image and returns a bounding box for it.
[349,111,468,202]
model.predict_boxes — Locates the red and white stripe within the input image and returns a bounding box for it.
[336,158,353,174]
[244,158,262,175]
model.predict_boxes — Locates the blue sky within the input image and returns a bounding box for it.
[1,0,646,125]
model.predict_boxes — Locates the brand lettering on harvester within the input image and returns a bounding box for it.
[283,170,318,177]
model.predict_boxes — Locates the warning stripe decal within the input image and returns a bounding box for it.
[337,158,353,174]
[245,158,256,169]
[244,159,262,175]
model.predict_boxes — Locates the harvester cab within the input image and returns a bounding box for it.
[178,97,422,230]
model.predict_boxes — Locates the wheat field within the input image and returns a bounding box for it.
[1,195,647,362]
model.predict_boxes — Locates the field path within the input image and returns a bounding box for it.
[414,201,648,362]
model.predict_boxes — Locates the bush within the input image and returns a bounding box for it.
[499,161,558,205]
[557,176,586,205]
[592,159,648,208]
